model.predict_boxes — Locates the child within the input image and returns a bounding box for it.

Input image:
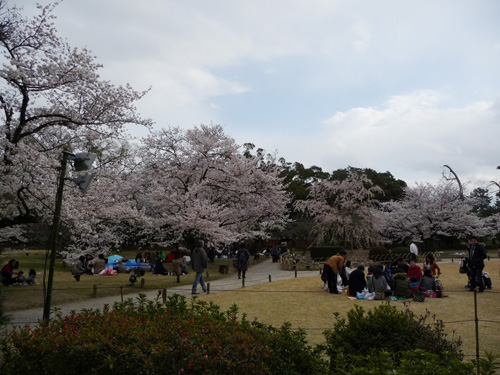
[27,269,37,285]
[14,270,28,285]
[409,276,419,293]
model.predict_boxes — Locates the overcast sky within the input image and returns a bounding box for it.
[18,0,500,190]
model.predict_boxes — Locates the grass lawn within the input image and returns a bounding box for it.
[199,259,500,360]
[0,250,239,312]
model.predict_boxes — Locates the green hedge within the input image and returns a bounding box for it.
[309,246,344,260]
[322,304,468,374]
[0,294,326,375]
[368,246,390,259]
[390,247,411,257]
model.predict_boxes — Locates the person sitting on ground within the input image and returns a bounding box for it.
[90,254,106,275]
[72,255,92,281]
[153,259,169,275]
[366,258,376,277]
[83,254,94,271]
[344,260,354,279]
[368,266,389,299]
[392,258,409,274]
[14,270,28,285]
[27,269,37,285]
[116,259,126,273]
[1,259,17,286]
[423,253,441,279]
[407,259,422,282]
[172,251,183,276]
[419,269,437,293]
[348,265,367,297]
[393,272,412,299]
[409,276,419,293]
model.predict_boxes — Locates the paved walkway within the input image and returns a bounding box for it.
[5,259,319,329]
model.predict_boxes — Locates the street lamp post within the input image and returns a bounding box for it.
[42,151,96,323]
[43,151,71,323]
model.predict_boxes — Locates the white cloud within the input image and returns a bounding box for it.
[317,90,500,186]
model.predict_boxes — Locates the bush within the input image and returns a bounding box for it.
[335,349,473,375]
[309,246,344,260]
[321,303,465,372]
[368,246,390,260]
[390,246,411,258]
[0,294,327,375]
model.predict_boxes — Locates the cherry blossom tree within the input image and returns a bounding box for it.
[0,1,151,246]
[133,124,289,245]
[382,180,490,249]
[295,173,384,249]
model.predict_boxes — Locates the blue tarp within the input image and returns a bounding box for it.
[105,258,152,270]
[107,254,123,263]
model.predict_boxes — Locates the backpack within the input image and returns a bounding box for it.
[238,249,249,263]
[412,290,426,302]
[482,272,492,289]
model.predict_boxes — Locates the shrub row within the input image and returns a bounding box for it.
[0,294,325,375]
[309,246,344,260]
[1,297,487,374]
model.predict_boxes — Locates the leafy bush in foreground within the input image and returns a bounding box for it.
[321,303,465,372]
[0,294,326,375]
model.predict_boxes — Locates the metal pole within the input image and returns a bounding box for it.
[474,290,480,375]
[43,151,70,323]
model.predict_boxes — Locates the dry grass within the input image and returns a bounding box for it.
[199,260,500,359]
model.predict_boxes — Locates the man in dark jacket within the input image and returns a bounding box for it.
[191,239,208,295]
[348,265,366,297]
[468,236,487,292]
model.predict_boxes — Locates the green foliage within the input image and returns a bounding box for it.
[390,246,411,258]
[309,246,344,260]
[368,247,390,259]
[320,303,464,372]
[474,352,500,375]
[332,349,473,375]
[330,166,407,202]
[0,294,327,375]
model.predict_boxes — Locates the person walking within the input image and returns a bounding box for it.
[191,239,208,295]
[236,243,251,279]
[468,236,487,292]
[410,242,418,261]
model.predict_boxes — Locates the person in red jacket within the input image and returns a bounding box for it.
[1,259,17,286]
[407,259,422,282]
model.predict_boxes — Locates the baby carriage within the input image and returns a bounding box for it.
[459,257,492,290]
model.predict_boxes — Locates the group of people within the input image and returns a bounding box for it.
[322,250,446,300]
[1,259,37,286]
[152,248,190,276]
[72,254,112,280]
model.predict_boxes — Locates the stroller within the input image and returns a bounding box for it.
[459,257,492,290]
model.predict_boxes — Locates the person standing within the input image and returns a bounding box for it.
[410,242,418,261]
[191,239,208,295]
[324,250,347,294]
[468,236,487,292]
[236,243,251,279]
